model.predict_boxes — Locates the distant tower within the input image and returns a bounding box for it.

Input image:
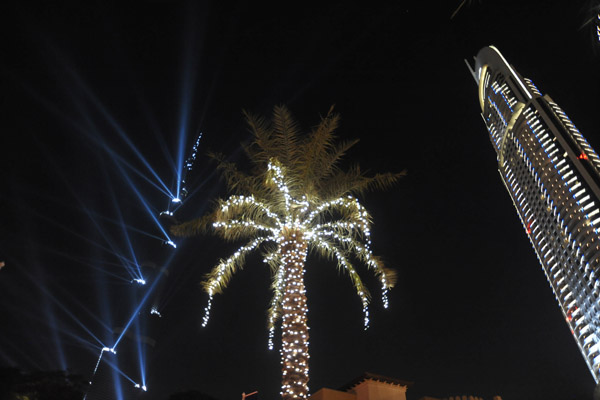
[471,46,600,383]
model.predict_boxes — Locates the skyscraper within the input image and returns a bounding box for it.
[470,46,600,384]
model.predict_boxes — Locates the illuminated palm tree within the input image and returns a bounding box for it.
[172,106,403,400]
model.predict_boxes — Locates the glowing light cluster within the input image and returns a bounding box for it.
[150,307,162,317]
[134,383,147,391]
[202,162,392,329]
[268,261,286,350]
[196,158,395,400]
[88,346,116,385]
[279,230,310,399]
[184,133,203,171]
[176,132,203,203]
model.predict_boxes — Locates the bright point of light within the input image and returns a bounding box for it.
[142,386,147,391]
[165,240,177,248]
[160,210,174,217]
[134,384,147,392]
[133,278,146,285]
[150,307,162,317]
[102,347,116,354]
[172,197,182,204]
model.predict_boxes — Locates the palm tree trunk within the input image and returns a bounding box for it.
[280,228,309,400]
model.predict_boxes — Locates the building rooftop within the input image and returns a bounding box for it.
[339,372,414,392]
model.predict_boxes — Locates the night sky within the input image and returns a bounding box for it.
[2,1,600,400]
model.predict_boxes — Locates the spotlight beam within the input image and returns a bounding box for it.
[83,210,167,242]
[33,279,108,348]
[134,316,146,388]
[101,168,143,279]
[114,162,176,245]
[31,144,144,280]
[113,265,166,348]
[62,63,174,198]
[81,205,142,280]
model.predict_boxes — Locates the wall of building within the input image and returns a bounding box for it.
[351,379,407,400]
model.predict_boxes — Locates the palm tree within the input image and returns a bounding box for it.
[172,105,404,400]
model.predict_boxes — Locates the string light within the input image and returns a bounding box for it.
[200,160,395,400]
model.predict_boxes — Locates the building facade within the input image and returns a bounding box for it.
[472,46,600,383]
[309,372,499,400]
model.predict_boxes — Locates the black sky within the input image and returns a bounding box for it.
[2,1,600,400]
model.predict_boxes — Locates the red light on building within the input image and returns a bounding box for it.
[578,152,588,160]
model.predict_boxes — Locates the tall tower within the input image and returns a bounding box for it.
[471,46,600,383]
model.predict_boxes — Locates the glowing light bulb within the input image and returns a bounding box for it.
[150,307,162,317]
[134,383,147,391]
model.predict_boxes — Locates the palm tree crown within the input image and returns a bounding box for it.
[173,105,403,400]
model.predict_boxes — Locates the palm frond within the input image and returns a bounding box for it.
[271,105,302,168]
[202,237,268,295]
[208,151,261,194]
[320,165,406,199]
[313,138,359,186]
[267,261,285,328]
[266,261,286,349]
[300,107,341,189]
[309,237,371,302]
[171,212,217,237]
[243,109,276,166]
[365,171,407,192]
[450,0,467,19]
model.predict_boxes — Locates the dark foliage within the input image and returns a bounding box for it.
[0,367,85,400]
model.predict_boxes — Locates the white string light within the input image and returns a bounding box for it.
[200,159,395,400]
